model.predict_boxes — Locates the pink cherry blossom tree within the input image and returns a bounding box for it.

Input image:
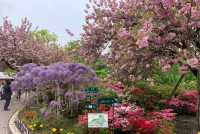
[81,0,200,130]
[0,18,68,69]
[81,0,200,83]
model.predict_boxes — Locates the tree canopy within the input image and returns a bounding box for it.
[0,18,68,68]
[81,0,200,83]
[33,29,58,43]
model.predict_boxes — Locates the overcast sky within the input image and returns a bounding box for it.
[0,0,87,44]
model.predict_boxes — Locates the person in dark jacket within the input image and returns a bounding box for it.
[3,80,12,111]
[16,89,21,101]
[0,80,5,100]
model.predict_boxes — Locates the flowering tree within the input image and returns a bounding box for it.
[11,62,97,116]
[81,0,200,83]
[81,0,200,130]
[0,18,68,68]
[11,62,97,91]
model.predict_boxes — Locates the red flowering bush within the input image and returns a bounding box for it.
[108,103,144,129]
[132,118,159,134]
[148,109,176,121]
[161,90,198,115]
[78,103,176,134]
[78,113,88,125]
[180,90,198,104]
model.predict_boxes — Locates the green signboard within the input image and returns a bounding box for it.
[97,98,117,105]
[84,87,99,93]
[85,104,97,110]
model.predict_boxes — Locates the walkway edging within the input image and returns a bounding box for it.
[8,110,21,134]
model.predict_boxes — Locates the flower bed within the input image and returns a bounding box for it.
[18,107,85,134]
[18,102,176,134]
[78,103,176,134]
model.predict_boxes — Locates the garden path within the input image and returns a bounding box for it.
[0,94,25,134]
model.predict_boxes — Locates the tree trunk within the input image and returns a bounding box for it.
[168,74,185,100]
[196,70,200,133]
[56,82,61,117]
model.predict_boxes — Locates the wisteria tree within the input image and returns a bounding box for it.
[81,0,200,83]
[11,62,97,91]
[81,0,200,130]
[11,62,97,116]
[0,18,68,69]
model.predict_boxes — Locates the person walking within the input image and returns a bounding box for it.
[16,89,21,101]
[3,80,12,111]
[0,81,5,100]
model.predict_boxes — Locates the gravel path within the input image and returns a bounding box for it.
[0,94,24,134]
[175,115,196,134]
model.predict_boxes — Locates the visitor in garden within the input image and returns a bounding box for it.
[16,89,21,101]
[0,81,5,100]
[3,80,12,111]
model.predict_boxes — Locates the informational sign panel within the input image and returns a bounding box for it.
[85,104,97,110]
[97,98,117,105]
[88,113,108,128]
[84,87,99,93]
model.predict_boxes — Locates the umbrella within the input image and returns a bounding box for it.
[0,72,14,80]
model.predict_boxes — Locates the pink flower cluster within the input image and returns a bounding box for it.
[104,81,125,94]
[108,104,175,133]
[148,109,176,121]
[78,103,176,133]
[163,90,198,114]
[131,119,159,134]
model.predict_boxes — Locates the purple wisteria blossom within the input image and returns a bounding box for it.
[49,100,61,109]
[11,62,98,91]
[64,91,86,101]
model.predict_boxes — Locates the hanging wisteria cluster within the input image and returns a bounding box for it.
[11,62,98,91]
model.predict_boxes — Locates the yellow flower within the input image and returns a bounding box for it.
[67,132,74,134]
[40,124,43,128]
[51,128,57,132]
[28,125,33,129]
[33,124,37,127]
[198,132,200,134]
[60,128,64,131]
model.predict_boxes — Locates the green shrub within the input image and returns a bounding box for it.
[98,88,118,99]
[156,120,176,134]
[91,59,110,79]
[134,80,151,90]
[150,85,177,99]
[153,64,196,89]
